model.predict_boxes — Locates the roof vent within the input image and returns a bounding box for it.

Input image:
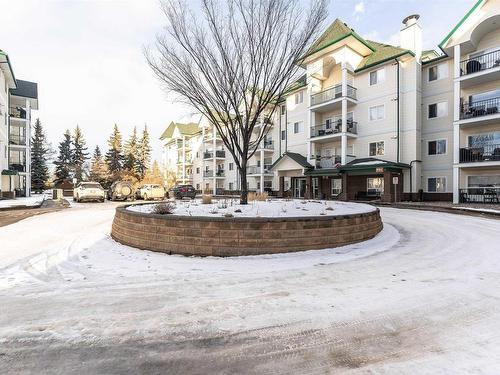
[402,14,420,27]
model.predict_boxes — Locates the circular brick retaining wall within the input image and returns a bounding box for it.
[111,205,383,257]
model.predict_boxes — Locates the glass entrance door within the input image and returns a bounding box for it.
[294,178,307,198]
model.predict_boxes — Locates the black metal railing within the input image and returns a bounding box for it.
[310,119,357,138]
[9,135,27,145]
[9,107,27,119]
[460,97,500,119]
[312,154,356,168]
[247,164,273,175]
[310,84,357,106]
[259,140,274,150]
[460,49,500,76]
[204,170,225,177]
[9,163,26,172]
[203,150,225,159]
[459,187,500,203]
[459,144,500,163]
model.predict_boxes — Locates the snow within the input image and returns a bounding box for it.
[0,193,48,209]
[454,206,500,214]
[351,160,388,166]
[127,198,376,217]
[1,202,500,373]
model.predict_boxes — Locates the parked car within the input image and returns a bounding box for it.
[169,184,197,200]
[136,184,165,200]
[73,182,105,203]
[107,181,135,201]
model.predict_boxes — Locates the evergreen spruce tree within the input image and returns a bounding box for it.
[30,118,50,193]
[136,125,152,179]
[141,160,165,185]
[105,124,124,179]
[89,145,109,187]
[123,126,139,175]
[54,130,73,185]
[72,125,89,182]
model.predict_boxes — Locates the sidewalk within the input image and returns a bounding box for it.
[373,201,500,218]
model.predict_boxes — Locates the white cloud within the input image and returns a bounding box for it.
[353,2,365,20]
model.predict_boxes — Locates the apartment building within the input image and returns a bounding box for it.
[0,49,38,198]
[161,0,500,204]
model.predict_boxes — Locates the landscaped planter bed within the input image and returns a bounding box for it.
[111,200,383,256]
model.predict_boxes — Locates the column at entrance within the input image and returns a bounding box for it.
[382,170,393,203]
[304,176,313,199]
[278,176,285,198]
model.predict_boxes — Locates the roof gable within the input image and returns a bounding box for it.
[355,41,413,72]
[160,121,199,140]
[270,152,313,171]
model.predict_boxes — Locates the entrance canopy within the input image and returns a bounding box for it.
[270,152,313,177]
[339,157,410,175]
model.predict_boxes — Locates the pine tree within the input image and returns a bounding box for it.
[141,160,165,185]
[72,125,89,182]
[54,130,73,185]
[123,126,139,175]
[89,145,109,187]
[105,124,124,178]
[136,125,152,179]
[30,118,50,193]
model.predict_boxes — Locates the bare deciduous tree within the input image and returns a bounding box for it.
[146,0,327,204]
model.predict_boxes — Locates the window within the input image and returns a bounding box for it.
[468,175,500,188]
[196,152,199,158]
[428,140,447,155]
[428,102,447,118]
[196,167,200,174]
[428,63,448,81]
[468,132,500,147]
[367,177,384,195]
[229,182,234,190]
[229,162,234,171]
[428,177,446,192]
[294,91,304,104]
[281,105,286,115]
[369,68,385,86]
[257,182,261,190]
[369,105,385,121]
[281,130,286,140]
[196,184,200,190]
[331,178,341,196]
[369,141,385,156]
[293,121,303,134]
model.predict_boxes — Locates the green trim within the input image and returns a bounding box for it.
[304,169,340,177]
[422,54,450,65]
[1,169,18,176]
[439,0,484,49]
[354,51,414,73]
[0,49,17,87]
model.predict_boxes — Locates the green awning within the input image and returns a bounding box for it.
[1,169,18,176]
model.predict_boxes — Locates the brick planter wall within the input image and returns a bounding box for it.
[111,205,383,257]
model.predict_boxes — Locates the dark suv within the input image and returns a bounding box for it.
[169,184,196,199]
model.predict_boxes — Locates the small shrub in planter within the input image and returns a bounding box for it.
[325,206,334,211]
[153,202,176,215]
[223,212,234,218]
[234,208,242,213]
[248,192,268,201]
[202,195,212,204]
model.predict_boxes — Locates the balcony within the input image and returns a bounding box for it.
[9,107,27,120]
[9,135,27,146]
[203,150,226,159]
[312,154,356,169]
[247,164,273,175]
[9,163,26,172]
[459,144,500,164]
[258,140,274,151]
[204,133,223,143]
[310,84,357,108]
[460,49,500,76]
[459,188,500,204]
[204,170,225,178]
[310,119,357,140]
[460,97,500,120]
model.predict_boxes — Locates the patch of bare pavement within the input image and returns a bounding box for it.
[1,203,500,374]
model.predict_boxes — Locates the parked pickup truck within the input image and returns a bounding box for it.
[136,184,165,200]
[73,182,105,203]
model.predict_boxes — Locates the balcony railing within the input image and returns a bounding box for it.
[204,150,226,159]
[460,97,500,119]
[459,188,500,204]
[259,140,274,150]
[460,49,500,76]
[9,107,27,119]
[9,135,27,145]
[310,84,357,106]
[247,164,273,175]
[459,144,500,163]
[204,170,225,178]
[9,163,26,172]
[310,119,357,138]
[312,154,356,168]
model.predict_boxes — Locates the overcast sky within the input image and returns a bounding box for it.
[0,0,473,164]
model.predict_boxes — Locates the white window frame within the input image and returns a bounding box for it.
[427,139,447,156]
[369,104,385,121]
[428,63,448,82]
[294,90,304,104]
[427,177,447,193]
[428,101,448,119]
[369,141,385,156]
[331,178,342,196]
[369,68,386,86]
[293,121,303,134]
[280,105,286,115]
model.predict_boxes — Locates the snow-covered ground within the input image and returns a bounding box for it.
[1,201,500,374]
[454,206,500,214]
[0,193,49,209]
[128,198,375,217]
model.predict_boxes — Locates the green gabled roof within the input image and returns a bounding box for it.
[159,121,199,140]
[270,152,313,171]
[439,0,485,49]
[0,49,17,88]
[301,18,375,61]
[355,40,414,72]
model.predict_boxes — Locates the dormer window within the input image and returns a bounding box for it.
[369,68,385,86]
